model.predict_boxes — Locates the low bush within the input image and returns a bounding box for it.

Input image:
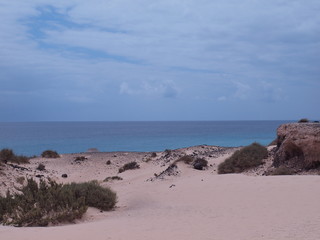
[69,181,117,211]
[151,152,157,158]
[270,166,295,175]
[193,158,208,170]
[175,155,194,164]
[0,148,30,164]
[298,118,309,123]
[0,179,87,226]
[104,176,123,182]
[41,150,60,158]
[218,143,268,174]
[74,156,87,162]
[118,161,140,173]
[36,163,45,171]
[0,179,117,227]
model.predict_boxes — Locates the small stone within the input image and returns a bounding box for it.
[61,174,68,178]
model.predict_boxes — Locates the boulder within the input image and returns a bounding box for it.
[273,123,320,169]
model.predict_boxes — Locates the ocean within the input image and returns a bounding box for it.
[0,121,290,156]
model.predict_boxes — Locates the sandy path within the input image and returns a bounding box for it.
[1,170,320,240]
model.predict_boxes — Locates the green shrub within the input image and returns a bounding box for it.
[218,143,268,174]
[0,179,87,226]
[270,166,294,175]
[0,149,30,164]
[69,181,117,211]
[0,179,117,227]
[118,161,140,173]
[41,150,60,158]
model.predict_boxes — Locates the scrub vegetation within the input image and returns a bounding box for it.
[218,143,268,174]
[0,179,117,227]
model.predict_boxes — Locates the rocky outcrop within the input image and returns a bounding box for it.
[273,123,320,170]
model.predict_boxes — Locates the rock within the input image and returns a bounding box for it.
[273,123,320,169]
[61,174,68,178]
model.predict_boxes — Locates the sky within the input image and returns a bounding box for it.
[0,0,319,121]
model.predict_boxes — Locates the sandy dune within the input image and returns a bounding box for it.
[1,146,320,240]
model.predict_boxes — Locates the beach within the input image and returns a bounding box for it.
[1,145,320,239]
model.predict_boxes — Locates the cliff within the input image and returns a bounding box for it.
[273,123,320,170]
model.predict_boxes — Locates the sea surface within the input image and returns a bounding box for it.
[0,121,291,156]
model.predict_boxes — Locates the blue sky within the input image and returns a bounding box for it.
[0,0,319,121]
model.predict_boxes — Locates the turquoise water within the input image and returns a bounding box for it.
[0,121,290,156]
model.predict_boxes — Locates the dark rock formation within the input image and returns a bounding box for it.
[273,123,320,170]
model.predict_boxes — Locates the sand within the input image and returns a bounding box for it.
[1,146,320,240]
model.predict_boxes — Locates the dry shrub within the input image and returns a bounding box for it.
[0,149,30,164]
[174,155,194,165]
[36,163,45,171]
[104,176,123,182]
[118,161,140,173]
[0,179,117,227]
[41,150,60,158]
[193,158,208,170]
[218,143,268,174]
[298,118,309,123]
